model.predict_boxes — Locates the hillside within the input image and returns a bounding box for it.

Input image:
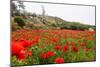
[12,14,96,31]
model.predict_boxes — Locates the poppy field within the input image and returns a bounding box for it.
[11,29,96,66]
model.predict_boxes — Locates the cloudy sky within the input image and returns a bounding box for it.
[13,1,95,25]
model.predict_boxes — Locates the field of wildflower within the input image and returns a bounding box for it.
[12,29,96,66]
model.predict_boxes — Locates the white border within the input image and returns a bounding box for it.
[0,0,99,67]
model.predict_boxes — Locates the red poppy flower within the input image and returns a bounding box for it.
[52,37,56,43]
[34,36,39,43]
[27,51,32,56]
[85,48,88,53]
[18,55,27,60]
[12,42,25,55]
[55,45,61,51]
[40,51,55,59]
[72,46,79,52]
[20,40,32,48]
[71,41,75,46]
[79,43,84,47]
[18,50,26,56]
[55,58,65,64]
[40,53,49,59]
[47,51,55,57]
[18,50,27,60]
[63,45,69,52]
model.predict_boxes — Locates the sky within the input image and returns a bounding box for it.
[13,1,95,25]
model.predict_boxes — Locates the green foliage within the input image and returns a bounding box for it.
[59,21,94,31]
[51,23,57,27]
[12,14,95,31]
[14,16,25,28]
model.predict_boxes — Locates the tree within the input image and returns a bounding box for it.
[11,2,17,16]
[41,5,46,24]
[17,0,25,16]
[14,16,25,28]
[41,5,45,17]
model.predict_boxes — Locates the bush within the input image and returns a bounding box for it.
[12,24,21,31]
[14,16,25,28]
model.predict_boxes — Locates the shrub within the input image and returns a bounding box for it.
[14,16,25,28]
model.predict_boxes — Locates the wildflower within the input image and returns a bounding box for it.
[55,45,61,51]
[27,51,32,56]
[63,45,69,52]
[40,51,55,59]
[71,41,75,46]
[18,50,27,60]
[40,53,49,59]
[20,40,32,48]
[72,46,79,52]
[55,58,65,64]
[34,36,39,43]
[52,37,56,43]
[85,48,88,53]
[12,41,25,55]
[47,51,55,57]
